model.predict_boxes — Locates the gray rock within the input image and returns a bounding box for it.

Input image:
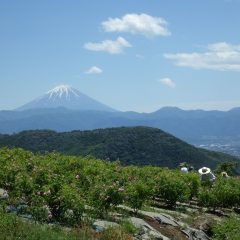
[129,217,170,240]
[0,188,9,200]
[19,214,33,220]
[119,205,210,239]
[149,206,189,219]
[118,205,181,227]
[92,220,119,232]
[141,210,186,227]
[17,204,29,212]
[6,205,17,214]
[182,227,210,240]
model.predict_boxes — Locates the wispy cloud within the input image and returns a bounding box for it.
[164,42,240,71]
[158,78,176,88]
[85,66,103,74]
[84,37,131,54]
[102,13,171,38]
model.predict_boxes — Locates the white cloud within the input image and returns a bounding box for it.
[85,66,103,74]
[84,37,131,54]
[102,13,171,37]
[164,42,240,71]
[158,78,176,88]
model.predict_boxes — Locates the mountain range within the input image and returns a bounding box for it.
[1,85,240,156]
[1,105,240,141]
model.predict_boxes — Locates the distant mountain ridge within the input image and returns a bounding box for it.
[1,85,240,155]
[0,126,238,169]
[17,85,116,112]
[1,106,240,141]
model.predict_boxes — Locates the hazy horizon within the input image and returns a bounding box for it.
[1,84,240,113]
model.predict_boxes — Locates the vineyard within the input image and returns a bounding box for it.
[0,147,240,240]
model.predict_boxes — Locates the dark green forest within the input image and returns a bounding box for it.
[0,126,238,169]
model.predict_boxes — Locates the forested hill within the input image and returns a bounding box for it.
[0,126,238,169]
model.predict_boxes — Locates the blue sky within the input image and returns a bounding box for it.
[1,0,240,112]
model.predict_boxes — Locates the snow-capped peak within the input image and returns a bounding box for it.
[16,84,116,112]
[47,85,79,100]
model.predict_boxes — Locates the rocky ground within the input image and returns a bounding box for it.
[92,203,225,240]
[0,188,237,240]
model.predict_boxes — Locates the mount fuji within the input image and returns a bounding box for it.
[1,85,240,158]
[17,85,116,112]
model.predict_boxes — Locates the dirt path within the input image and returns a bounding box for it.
[143,215,188,240]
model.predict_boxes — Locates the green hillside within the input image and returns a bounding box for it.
[0,126,238,169]
[0,148,240,240]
